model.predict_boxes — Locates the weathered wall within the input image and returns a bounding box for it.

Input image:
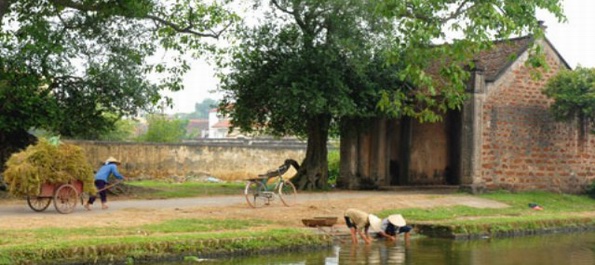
[479,39,595,193]
[338,118,390,189]
[409,120,449,185]
[67,139,307,181]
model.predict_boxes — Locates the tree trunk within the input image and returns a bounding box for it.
[291,114,331,190]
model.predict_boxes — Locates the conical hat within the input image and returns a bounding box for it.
[368,214,382,232]
[387,214,406,227]
[105,156,121,164]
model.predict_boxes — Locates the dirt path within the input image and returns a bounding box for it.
[0,190,509,230]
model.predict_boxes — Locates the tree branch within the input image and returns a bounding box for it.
[439,0,473,24]
[394,1,473,25]
[144,14,230,38]
[271,0,308,33]
[48,0,228,38]
[270,0,295,15]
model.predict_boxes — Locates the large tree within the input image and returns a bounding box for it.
[218,0,392,189]
[218,0,564,190]
[0,0,238,167]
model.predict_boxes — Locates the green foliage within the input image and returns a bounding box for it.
[219,1,397,137]
[98,118,138,141]
[587,181,595,199]
[138,115,188,143]
[375,0,565,121]
[543,67,595,130]
[218,0,415,189]
[220,0,565,134]
[327,150,340,186]
[0,0,238,139]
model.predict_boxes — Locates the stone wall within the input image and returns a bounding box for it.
[67,139,307,181]
[479,40,595,193]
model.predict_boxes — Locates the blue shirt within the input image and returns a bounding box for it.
[94,163,124,182]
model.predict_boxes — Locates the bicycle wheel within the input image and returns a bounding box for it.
[278,180,297,207]
[244,181,267,208]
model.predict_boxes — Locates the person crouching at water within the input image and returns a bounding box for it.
[84,157,125,210]
[344,208,383,244]
[376,214,412,242]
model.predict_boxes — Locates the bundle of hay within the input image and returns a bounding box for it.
[2,139,96,197]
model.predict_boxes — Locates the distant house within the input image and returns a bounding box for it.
[207,108,244,138]
[340,33,594,194]
[207,108,226,138]
[186,119,209,138]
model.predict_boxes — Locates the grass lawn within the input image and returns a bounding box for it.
[0,218,324,265]
[379,190,595,221]
[378,190,595,236]
[124,180,246,199]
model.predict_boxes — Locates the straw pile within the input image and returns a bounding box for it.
[2,139,96,197]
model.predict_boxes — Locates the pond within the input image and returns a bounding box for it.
[150,231,595,264]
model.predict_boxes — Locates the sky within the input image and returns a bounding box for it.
[163,0,595,114]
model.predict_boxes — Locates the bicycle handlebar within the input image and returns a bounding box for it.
[258,159,300,178]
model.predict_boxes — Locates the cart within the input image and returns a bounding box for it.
[26,179,84,214]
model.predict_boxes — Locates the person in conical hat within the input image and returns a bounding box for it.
[344,208,383,244]
[84,156,125,211]
[377,214,412,242]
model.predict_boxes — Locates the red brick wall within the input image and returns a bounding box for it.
[480,44,595,193]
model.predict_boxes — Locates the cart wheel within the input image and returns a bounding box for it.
[26,196,52,212]
[54,184,78,214]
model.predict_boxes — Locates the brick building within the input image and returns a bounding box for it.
[339,35,594,193]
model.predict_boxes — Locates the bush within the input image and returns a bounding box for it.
[586,181,595,199]
[328,150,340,186]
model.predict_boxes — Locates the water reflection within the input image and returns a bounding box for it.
[337,241,407,264]
[148,232,595,265]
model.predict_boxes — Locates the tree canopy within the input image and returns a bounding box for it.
[0,0,237,139]
[217,0,565,190]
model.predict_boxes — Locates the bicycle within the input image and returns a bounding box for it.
[244,159,299,208]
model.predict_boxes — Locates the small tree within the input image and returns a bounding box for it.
[139,115,188,143]
[193,99,218,119]
[98,119,138,142]
[543,67,595,138]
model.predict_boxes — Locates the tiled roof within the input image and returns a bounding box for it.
[187,119,209,131]
[212,119,231,129]
[474,36,533,81]
[426,36,534,83]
